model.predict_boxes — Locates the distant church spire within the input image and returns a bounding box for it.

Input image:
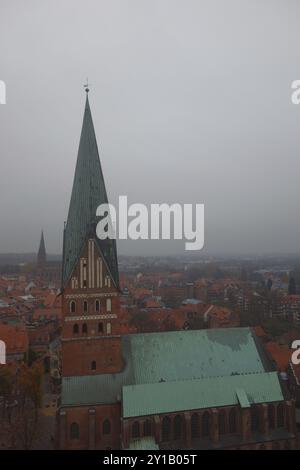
[62,90,119,288]
[37,230,47,268]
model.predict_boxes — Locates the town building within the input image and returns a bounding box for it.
[0,323,28,363]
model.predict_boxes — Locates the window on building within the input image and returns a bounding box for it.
[191,413,200,439]
[162,416,171,442]
[284,440,290,450]
[83,300,88,314]
[106,322,111,335]
[106,298,112,312]
[173,415,183,440]
[70,300,76,314]
[98,322,103,333]
[143,420,152,437]
[229,408,237,433]
[218,410,226,434]
[132,421,140,439]
[251,405,260,431]
[103,419,111,435]
[73,324,79,335]
[91,360,96,371]
[268,404,275,429]
[95,300,100,313]
[82,323,88,334]
[202,412,210,437]
[70,422,79,439]
[277,403,284,427]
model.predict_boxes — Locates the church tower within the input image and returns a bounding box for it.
[37,230,47,269]
[61,89,122,377]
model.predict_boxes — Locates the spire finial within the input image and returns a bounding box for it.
[84,78,90,94]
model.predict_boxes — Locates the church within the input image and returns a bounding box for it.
[56,90,296,450]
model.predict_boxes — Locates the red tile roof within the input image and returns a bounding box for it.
[0,323,28,355]
[254,325,267,337]
[265,341,291,372]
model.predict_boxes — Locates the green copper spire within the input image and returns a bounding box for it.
[62,92,119,288]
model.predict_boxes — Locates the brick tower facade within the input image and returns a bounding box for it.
[61,90,122,378]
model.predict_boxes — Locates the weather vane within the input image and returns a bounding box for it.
[84,78,90,93]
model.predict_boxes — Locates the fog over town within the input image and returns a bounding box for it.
[1,1,300,256]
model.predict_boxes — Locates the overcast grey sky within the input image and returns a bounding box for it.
[1,0,300,256]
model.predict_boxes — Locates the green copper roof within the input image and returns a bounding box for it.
[128,437,159,450]
[122,372,283,418]
[129,328,265,383]
[61,328,276,408]
[62,94,118,288]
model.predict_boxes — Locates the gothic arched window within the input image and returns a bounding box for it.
[268,404,275,429]
[218,410,226,434]
[229,408,237,433]
[284,440,290,450]
[202,411,210,437]
[91,360,96,371]
[143,420,152,436]
[70,422,79,439]
[103,419,111,435]
[162,416,171,442]
[73,324,79,335]
[251,405,260,431]
[95,300,100,313]
[174,415,183,440]
[82,323,88,334]
[106,298,112,312]
[83,300,88,314]
[132,421,140,439]
[70,300,76,314]
[277,403,284,427]
[191,413,200,438]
